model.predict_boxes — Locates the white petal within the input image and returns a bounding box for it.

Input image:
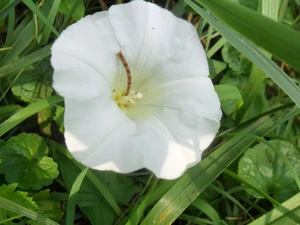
[154,34,209,83]
[137,78,221,166]
[141,78,222,121]
[51,11,121,99]
[52,1,221,180]
[64,97,143,173]
[154,109,219,166]
[52,52,110,99]
[137,117,187,179]
[108,0,206,88]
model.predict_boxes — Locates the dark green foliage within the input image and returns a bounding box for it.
[0,0,300,224]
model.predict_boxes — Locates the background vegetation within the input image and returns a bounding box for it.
[0,0,300,224]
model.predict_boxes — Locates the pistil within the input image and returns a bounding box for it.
[115,51,143,107]
[117,51,132,96]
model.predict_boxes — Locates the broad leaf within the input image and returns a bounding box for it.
[11,59,53,102]
[222,42,252,74]
[0,133,59,190]
[238,140,300,202]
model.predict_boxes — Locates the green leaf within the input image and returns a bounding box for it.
[31,190,64,223]
[40,0,62,45]
[0,44,51,79]
[208,59,227,79]
[238,140,300,202]
[191,0,300,71]
[219,71,247,115]
[235,64,267,124]
[192,198,221,225]
[0,95,63,137]
[0,133,59,190]
[185,0,300,108]
[238,0,259,11]
[66,168,88,225]
[214,84,243,101]
[21,0,59,36]
[0,20,35,66]
[59,0,84,21]
[0,197,58,225]
[53,106,64,133]
[0,183,38,218]
[9,58,54,135]
[11,58,53,102]
[248,192,300,225]
[140,117,273,225]
[0,105,22,121]
[0,0,9,26]
[53,149,135,225]
[221,42,252,74]
[0,0,21,22]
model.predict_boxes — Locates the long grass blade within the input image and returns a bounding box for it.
[185,0,300,108]
[192,0,300,71]
[0,197,58,225]
[0,95,63,137]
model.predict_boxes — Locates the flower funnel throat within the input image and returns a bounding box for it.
[51,0,222,180]
[113,51,143,108]
[114,90,143,107]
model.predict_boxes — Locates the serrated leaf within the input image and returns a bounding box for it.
[238,140,300,202]
[11,58,53,102]
[0,196,59,225]
[222,42,252,74]
[0,133,59,190]
[0,183,38,218]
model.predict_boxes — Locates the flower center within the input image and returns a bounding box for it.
[114,90,143,107]
[114,51,143,108]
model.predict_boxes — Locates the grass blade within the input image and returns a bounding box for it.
[48,141,123,217]
[22,0,59,36]
[192,198,222,225]
[141,117,273,225]
[192,0,300,71]
[248,192,300,225]
[0,20,35,66]
[0,95,63,137]
[0,44,51,78]
[185,0,300,108]
[66,167,89,225]
[40,0,61,44]
[0,197,58,225]
[0,0,21,21]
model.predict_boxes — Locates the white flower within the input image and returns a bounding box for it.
[51,0,222,179]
